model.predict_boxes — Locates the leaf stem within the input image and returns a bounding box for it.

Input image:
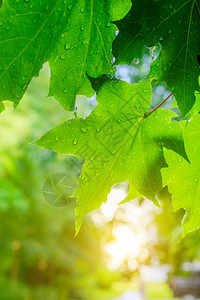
[144,92,173,118]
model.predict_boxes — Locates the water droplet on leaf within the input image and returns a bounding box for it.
[80,174,85,181]
[73,138,78,145]
[80,127,87,133]
[65,43,71,50]
[63,88,68,94]
[60,54,66,60]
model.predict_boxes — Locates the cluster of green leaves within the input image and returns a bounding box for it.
[1,0,200,235]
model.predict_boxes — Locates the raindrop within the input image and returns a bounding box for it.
[80,7,84,12]
[45,4,49,11]
[111,150,116,156]
[107,22,111,27]
[194,177,198,183]
[80,25,84,31]
[82,40,89,45]
[65,43,71,50]
[56,136,59,141]
[60,54,66,60]
[80,127,87,133]
[63,88,68,94]
[80,174,85,181]
[73,138,78,145]
[96,49,100,54]
[96,127,101,133]
[177,157,182,162]
[163,65,167,72]
[68,4,72,9]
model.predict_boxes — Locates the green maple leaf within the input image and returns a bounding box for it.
[162,114,200,234]
[49,0,131,110]
[35,79,186,233]
[0,0,131,110]
[113,0,200,116]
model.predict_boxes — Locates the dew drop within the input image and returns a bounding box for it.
[45,4,49,11]
[80,127,87,133]
[96,49,100,54]
[177,157,182,162]
[107,22,111,27]
[73,138,78,145]
[111,150,116,156]
[63,88,68,94]
[96,127,101,133]
[65,43,71,50]
[82,40,89,45]
[194,177,198,183]
[163,65,167,72]
[80,7,84,12]
[80,25,84,31]
[68,4,72,9]
[2,84,6,90]
[60,54,66,60]
[80,174,85,181]
[56,136,59,141]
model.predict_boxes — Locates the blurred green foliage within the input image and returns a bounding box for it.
[154,187,200,275]
[0,65,119,300]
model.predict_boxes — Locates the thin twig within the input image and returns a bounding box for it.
[144,92,173,118]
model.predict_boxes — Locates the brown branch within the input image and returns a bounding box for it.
[144,92,173,118]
